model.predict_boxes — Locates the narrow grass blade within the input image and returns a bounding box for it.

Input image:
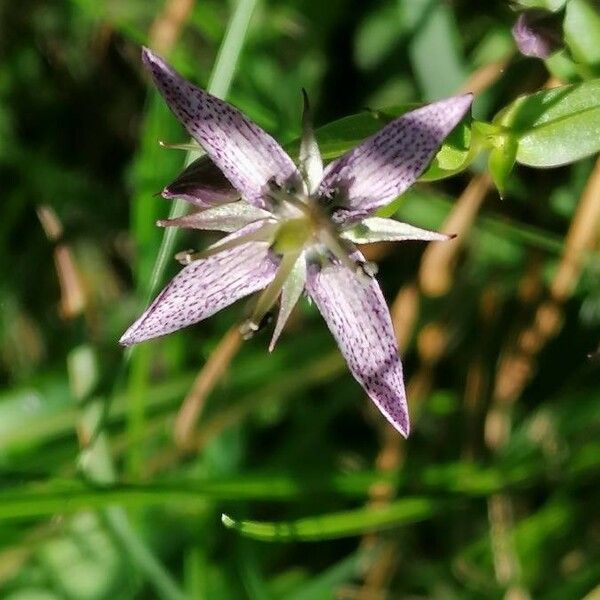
[221,497,444,542]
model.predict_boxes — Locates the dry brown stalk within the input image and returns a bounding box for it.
[148,0,196,55]
[37,205,86,319]
[483,157,600,599]
[174,325,243,449]
[419,173,492,297]
[458,54,513,95]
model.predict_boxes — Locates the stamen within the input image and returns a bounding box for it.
[239,320,259,340]
[175,249,197,265]
[181,221,278,262]
[359,261,378,277]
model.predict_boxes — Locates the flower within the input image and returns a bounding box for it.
[120,48,473,436]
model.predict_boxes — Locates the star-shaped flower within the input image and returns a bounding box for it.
[120,48,473,437]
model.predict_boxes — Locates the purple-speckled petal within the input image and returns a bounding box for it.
[319,95,473,223]
[120,233,278,346]
[512,11,562,59]
[142,48,300,209]
[306,259,409,436]
[158,201,272,233]
[162,155,239,207]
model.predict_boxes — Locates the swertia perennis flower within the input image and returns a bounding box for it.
[120,48,473,437]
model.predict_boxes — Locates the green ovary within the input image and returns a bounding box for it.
[272,218,312,254]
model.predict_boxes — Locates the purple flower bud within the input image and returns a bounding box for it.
[512,10,563,59]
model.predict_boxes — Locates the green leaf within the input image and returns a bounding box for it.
[354,5,405,70]
[488,133,518,196]
[221,497,444,542]
[564,0,600,71]
[404,0,468,100]
[495,79,600,167]
[515,0,566,10]
[419,119,473,181]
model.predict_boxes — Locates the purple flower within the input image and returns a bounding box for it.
[120,48,473,436]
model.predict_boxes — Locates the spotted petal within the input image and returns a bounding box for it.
[342,217,453,244]
[120,234,278,346]
[306,260,409,436]
[142,48,300,209]
[319,95,473,223]
[162,155,239,207]
[158,201,272,233]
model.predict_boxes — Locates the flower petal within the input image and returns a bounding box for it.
[142,48,300,209]
[319,95,473,222]
[158,201,272,233]
[342,216,453,244]
[162,155,239,207]
[269,252,307,351]
[299,90,323,194]
[306,260,409,436]
[120,238,278,346]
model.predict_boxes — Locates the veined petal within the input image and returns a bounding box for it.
[120,235,278,346]
[319,95,473,222]
[162,155,239,207]
[142,48,300,209]
[306,259,409,436]
[342,216,453,244]
[269,252,307,351]
[158,201,272,233]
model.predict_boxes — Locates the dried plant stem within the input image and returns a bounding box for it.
[483,156,600,599]
[37,205,86,319]
[174,326,242,449]
[419,173,492,297]
[458,54,513,95]
[357,168,491,596]
[148,0,196,55]
[490,155,600,427]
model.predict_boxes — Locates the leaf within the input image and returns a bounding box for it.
[564,0,600,71]
[419,119,473,181]
[404,0,468,100]
[354,4,405,70]
[515,0,566,10]
[221,497,444,542]
[488,133,518,196]
[495,79,600,167]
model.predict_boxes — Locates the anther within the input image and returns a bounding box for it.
[175,249,197,265]
[239,320,259,340]
[356,261,378,281]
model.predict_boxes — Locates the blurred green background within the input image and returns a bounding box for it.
[0,0,599,598]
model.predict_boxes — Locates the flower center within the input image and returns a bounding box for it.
[272,217,312,254]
